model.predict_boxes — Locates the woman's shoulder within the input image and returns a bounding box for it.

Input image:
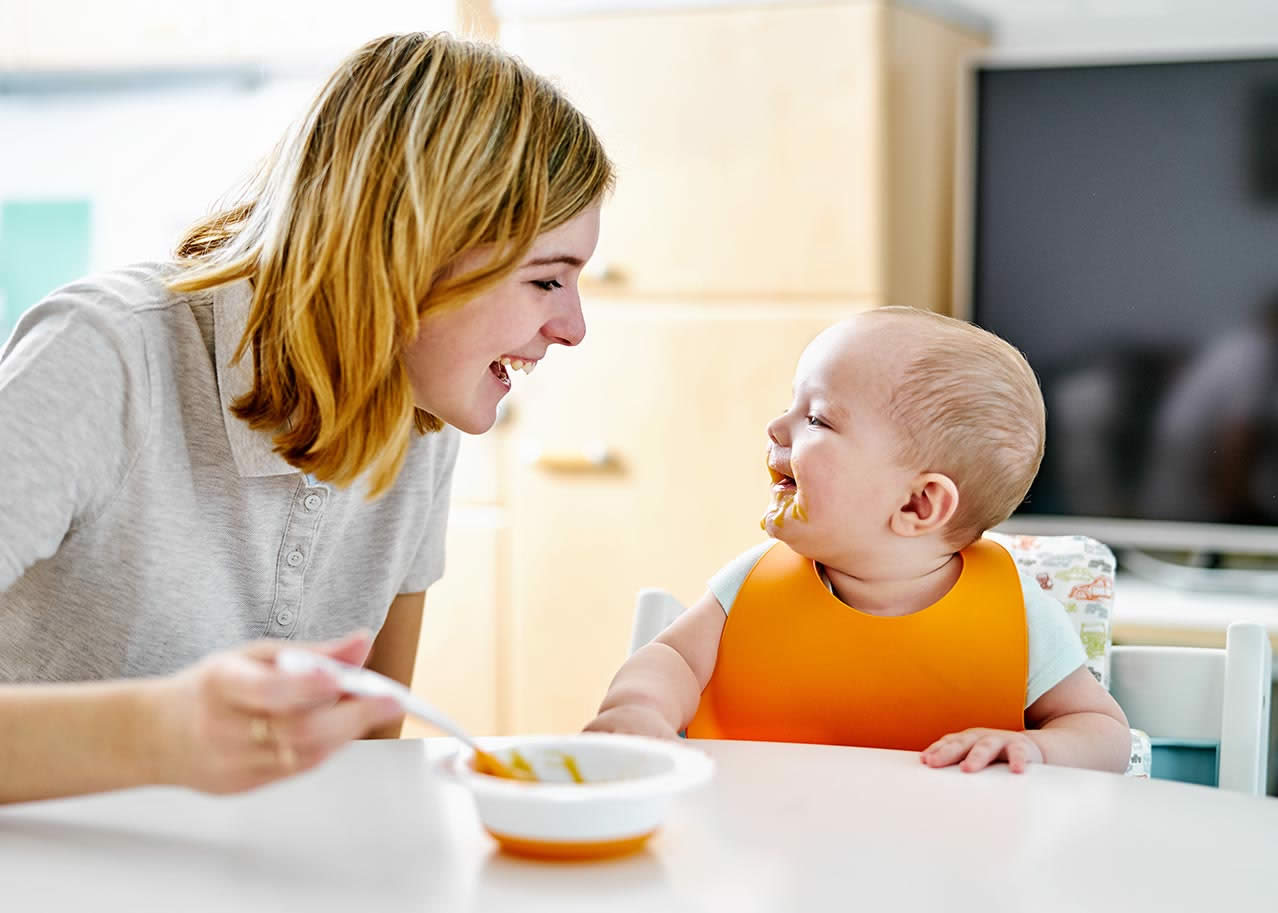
[4,263,187,366]
[13,262,190,339]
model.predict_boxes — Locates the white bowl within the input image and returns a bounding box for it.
[449,733,714,859]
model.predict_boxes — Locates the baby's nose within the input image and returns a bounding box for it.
[767,415,790,447]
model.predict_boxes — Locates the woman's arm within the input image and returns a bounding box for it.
[585,589,727,738]
[363,591,426,739]
[0,633,402,805]
[0,678,170,802]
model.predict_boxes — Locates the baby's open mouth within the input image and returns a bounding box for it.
[769,467,796,490]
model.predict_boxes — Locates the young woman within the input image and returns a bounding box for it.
[0,31,613,803]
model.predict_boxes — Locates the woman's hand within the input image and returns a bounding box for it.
[584,704,680,741]
[147,632,403,795]
[920,728,1045,774]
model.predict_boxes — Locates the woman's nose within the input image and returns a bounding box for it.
[544,290,586,347]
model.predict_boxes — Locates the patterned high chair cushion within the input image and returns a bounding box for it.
[1127,728,1153,779]
[984,532,1114,689]
[983,532,1149,778]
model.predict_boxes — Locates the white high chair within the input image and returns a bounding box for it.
[631,534,1273,792]
[1109,626,1271,794]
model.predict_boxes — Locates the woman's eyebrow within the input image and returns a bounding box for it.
[522,254,585,268]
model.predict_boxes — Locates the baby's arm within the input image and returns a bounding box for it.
[921,666,1131,773]
[1019,666,1131,770]
[584,590,726,739]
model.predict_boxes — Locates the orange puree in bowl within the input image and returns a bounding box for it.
[560,754,585,784]
[473,749,537,781]
[472,750,588,783]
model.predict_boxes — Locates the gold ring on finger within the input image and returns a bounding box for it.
[249,717,272,746]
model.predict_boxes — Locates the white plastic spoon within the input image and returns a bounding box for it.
[275,647,535,781]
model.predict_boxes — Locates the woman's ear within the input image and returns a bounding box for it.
[890,473,959,538]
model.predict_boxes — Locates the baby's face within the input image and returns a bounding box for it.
[762,321,917,562]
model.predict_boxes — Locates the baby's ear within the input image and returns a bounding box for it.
[890,473,959,538]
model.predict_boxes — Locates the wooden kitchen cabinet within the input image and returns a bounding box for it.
[500,0,986,308]
[405,500,508,738]
[500,299,859,734]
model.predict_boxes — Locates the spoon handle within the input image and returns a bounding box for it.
[275,648,480,751]
[395,690,482,752]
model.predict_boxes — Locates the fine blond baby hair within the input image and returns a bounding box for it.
[862,306,1045,548]
[170,32,614,496]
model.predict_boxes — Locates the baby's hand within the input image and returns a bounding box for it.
[920,728,1044,773]
[584,704,679,740]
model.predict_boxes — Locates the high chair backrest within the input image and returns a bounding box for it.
[1110,624,1272,795]
[631,588,687,656]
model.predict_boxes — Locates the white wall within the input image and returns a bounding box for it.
[966,0,1278,56]
[0,2,459,274]
[0,77,329,271]
[0,0,458,68]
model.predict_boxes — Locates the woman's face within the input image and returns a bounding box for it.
[404,204,601,434]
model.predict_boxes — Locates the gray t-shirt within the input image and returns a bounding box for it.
[0,263,460,682]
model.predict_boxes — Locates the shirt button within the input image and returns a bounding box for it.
[286,549,304,567]
[304,493,323,511]
[276,610,295,626]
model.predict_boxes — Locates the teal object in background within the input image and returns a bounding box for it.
[0,199,92,343]
[1149,738,1220,788]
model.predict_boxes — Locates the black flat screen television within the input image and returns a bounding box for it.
[960,54,1278,555]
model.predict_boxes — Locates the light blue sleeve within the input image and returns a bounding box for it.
[707,540,778,615]
[1023,574,1088,708]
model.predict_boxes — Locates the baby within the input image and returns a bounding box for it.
[587,307,1131,773]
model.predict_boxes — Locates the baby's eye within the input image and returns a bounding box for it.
[531,279,563,292]
[806,415,827,428]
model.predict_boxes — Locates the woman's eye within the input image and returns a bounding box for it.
[806,415,826,428]
[531,279,563,292]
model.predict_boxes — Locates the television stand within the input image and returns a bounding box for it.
[1117,547,1278,597]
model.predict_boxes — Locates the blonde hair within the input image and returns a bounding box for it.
[867,307,1046,548]
[170,32,613,496]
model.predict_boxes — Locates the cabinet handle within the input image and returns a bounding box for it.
[520,440,614,473]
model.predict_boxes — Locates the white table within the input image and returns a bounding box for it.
[2,738,1275,912]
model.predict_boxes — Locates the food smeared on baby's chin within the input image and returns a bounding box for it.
[762,466,807,530]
